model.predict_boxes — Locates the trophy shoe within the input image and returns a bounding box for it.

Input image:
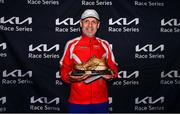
[71,56,112,81]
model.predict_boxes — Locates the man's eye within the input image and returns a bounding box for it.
[92,21,97,24]
[84,20,89,23]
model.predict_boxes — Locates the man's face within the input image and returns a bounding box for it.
[80,17,100,37]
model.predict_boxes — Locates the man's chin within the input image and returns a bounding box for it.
[87,34,95,37]
[84,33,95,37]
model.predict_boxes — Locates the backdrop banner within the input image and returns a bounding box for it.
[0,0,180,113]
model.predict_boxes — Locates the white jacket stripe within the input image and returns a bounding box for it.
[60,37,81,65]
[72,54,82,64]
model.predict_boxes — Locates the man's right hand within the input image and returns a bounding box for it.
[69,72,90,82]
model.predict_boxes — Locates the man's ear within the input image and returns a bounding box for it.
[80,19,83,28]
[97,22,100,29]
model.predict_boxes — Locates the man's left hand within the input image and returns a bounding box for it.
[102,75,113,81]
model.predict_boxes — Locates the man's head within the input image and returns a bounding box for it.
[80,9,100,37]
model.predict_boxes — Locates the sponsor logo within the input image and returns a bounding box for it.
[108,18,140,32]
[56,18,79,26]
[0,97,6,105]
[160,70,180,85]
[30,96,59,104]
[27,0,59,5]
[29,44,59,52]
[161,19,180,26]
[55,71,63,86]
[135,97,164,105]
[134,96,165,111]
[113,71,140,86]
[0,43,7,58]
[109,18,139,25]
[56,71,61,79]
[81,0,112,6]
[1,69,33,85]
[160,18,180,33]
[135,44,165,59]
[0,0,5,4]
[134,1,164,7]
[0,17,32,25]
[28,44,60,59]
[135,44,164,52]
[3,70,32,78]
[161,70,180,78]
[30,96,60,111]
[0,97,6,112]
[78,45,88,49]
[0,43,6,50]
[55,18,80,33]
[118,71,139,78]
[0,16,32,32]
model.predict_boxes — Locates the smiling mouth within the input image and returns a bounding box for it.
[82,27,97,36]
[86,27,94,31]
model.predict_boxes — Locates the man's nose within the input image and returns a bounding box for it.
[88,22,93,27]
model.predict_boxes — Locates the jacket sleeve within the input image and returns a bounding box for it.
[59,42,73,84]
[103,41,119,79]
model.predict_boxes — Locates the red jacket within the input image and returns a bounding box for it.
[60,34,118,104]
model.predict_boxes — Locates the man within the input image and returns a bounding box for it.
[60,9,119,113]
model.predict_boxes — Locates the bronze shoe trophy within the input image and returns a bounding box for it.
[71,56,112,83]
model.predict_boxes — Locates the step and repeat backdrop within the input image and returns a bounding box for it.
[0,0,180,113]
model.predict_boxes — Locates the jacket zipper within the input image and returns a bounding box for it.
[90,38,92,104]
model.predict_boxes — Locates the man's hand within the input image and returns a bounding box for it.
[102,70,114,81]
[69,72,90,82]
[102,75,113,81]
